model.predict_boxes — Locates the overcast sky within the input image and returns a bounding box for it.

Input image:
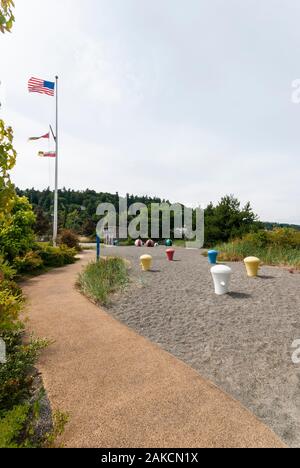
[1,0,300,223]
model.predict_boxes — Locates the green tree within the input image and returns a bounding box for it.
[204,195,260,246]
[82,218,96,237]
[0,196,36,262]
[0,122,36,262]
[65,209,81,232]
[0,120,17,218]
[34,206,51,237]
[0,0,15,34]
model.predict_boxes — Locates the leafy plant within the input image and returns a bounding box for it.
[213,228,300,269]
[0,404,30,448]
[0,120,17,217]
[0,196,36,262]
[58,228,81,251]
[34,206,51,237]
[43,410,69,448]
[10,245,77,274]
[38,244,77,268]
[0,337,49,410]
[13,251,43,274]
[78,257,128,305]
[0,285,23,331]
[0,255,16,280]
[0,398,69,448]
[0,0,15,34]
[204,195,261,246]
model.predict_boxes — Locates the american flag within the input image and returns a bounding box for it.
[28,77,55,96]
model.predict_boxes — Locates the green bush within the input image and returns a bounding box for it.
[213,228,300,269]
[269,228,300,249]
[38,245,77,268]
[0,404,30,448]
[0,196,36,262]
[13,251,43,274]
[11,245,77,274]
[0,266,23,331]
[78,257,128,305]
[0,396,59,448]
[0,256,16,280]
[0,336,48,410]
[58,229,81,251]
[0,272,50,446]
[0,324,60,448]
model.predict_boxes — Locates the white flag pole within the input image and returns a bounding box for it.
[53,75,59,246]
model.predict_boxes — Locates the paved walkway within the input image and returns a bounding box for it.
[22,251,285,448]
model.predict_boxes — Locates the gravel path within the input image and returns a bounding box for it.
[102,245,300,447]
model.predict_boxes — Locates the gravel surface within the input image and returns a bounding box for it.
[102,245,300,447]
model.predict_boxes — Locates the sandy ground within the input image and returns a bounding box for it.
[22,250,284,448]
[101,245,300,447]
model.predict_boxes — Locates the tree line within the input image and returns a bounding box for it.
[16,188,268,246]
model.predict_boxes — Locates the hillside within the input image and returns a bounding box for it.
[16,188,298,244]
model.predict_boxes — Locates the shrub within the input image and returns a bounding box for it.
[58,229,80,251]
[33,206,50,238]
[269,228,300,249]
[0,336,48,410]
[13,251,43,274]
[10,245,77,274]
[0,404,30,448]
[38,245,76,268]
[0,196,36,262]
[58,244,78,264]
[43,410,69,448]
[0,325,59,448]
[0,285,23,331]
[0,256,16,280]
[245,230,269,248]
[213,228,300,269]
[78,257,128,305]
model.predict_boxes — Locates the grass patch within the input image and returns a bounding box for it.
[173,239,186,247]
[78,257,129,305]
[210,229,300,269]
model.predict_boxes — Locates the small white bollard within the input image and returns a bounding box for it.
[210,265,232,295]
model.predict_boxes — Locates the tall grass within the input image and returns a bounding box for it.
[213,229,300,269]
[78,257,128,305]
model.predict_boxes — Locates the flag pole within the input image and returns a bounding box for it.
[53,76,59,246]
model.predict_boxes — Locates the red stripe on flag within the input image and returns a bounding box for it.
[28,77,55,96]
